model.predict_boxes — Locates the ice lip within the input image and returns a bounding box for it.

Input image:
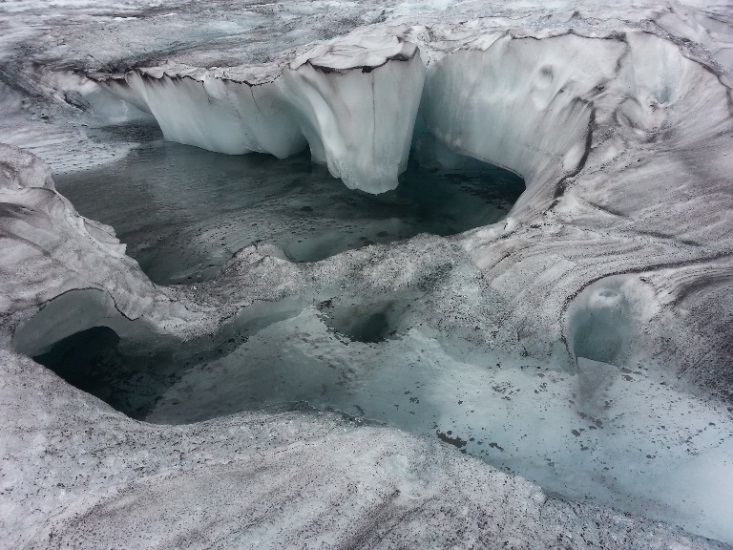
[290,34,420,72]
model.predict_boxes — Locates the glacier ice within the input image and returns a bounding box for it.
[1,0,733,549]
[28,266,733,544]
[97,33,426,194]
[97,64,308,158]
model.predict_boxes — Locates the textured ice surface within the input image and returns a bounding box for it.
[1,0,733,549]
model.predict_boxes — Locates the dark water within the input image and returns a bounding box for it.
[43,138,525,418]
[34,327,169,417]
[56,140,524,285]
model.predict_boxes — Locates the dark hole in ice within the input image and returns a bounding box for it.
[55,140,524,285]
[34,326,121,393]
[319,299,408,343]
[343,312,390,343]
[32,326,174,419]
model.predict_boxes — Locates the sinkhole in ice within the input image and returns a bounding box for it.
[56,136,524,284]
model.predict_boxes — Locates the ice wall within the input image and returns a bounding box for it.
[421,28,733,364]
[420,33,625,211]
[98,65,307,159]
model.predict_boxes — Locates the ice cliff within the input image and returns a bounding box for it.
[1,0,732,548]
[93,32,425,193]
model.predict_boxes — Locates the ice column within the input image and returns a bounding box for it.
[283,36,426,194]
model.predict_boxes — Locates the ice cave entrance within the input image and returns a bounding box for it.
[56,137,525,284]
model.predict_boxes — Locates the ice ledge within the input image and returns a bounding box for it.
[94,33,425,193]
[290,33,420,72]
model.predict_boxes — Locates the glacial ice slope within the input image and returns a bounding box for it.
[5,351,729,550]
[0,0,732,548]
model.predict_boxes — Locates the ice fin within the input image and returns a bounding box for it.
[283,37,426,194]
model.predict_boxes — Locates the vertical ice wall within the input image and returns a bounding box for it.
[420,33,627,209]
[97,36,425,194]
[98,65,308,159]
[282,35,426,194]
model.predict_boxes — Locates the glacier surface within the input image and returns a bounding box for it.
[1,0,733,549]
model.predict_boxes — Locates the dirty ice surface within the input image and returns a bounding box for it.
[2,0,733,547]
[37,284,733,544]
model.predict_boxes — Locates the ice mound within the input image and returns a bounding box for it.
[0,146,156,332]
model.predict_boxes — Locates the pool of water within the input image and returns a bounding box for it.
[56,139,525,284]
